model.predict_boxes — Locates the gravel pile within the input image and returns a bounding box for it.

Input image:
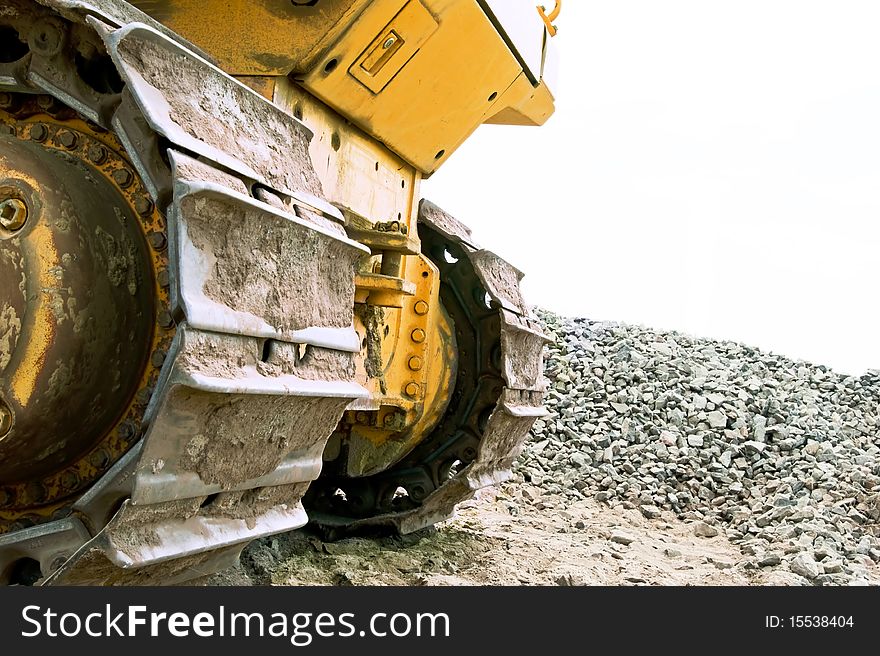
[515,310,880,585]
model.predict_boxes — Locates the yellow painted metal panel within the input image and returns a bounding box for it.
[299,0,524,172]
[274,79,421,231]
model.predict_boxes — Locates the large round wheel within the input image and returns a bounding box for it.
[0,99,170,535]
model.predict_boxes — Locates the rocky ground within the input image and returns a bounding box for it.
[209,310,880,586]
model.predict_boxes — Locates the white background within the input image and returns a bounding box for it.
[425,0,880,376]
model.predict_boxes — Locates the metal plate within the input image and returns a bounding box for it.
[0,518,90,583]
[98,21,349,214]
[133,325,367,506]
[170,180,368,351]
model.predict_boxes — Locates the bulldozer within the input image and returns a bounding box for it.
[0,0,557,584]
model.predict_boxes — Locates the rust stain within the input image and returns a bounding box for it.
[11,223,59,407]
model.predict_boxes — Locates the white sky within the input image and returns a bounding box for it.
[424,0,880,376]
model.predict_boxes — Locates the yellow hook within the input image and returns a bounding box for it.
[537,1,562,37]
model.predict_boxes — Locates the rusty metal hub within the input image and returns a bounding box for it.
[0,98,170,529]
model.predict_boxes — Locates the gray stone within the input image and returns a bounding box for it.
[707,411,727,429]
[659,430,678,446]
[640,504,662,519]
[610,530,636,545]
[693,521,720,538]
[752,415,767,442]
[555,574,575,586]
[758,553,782,567]
[790,553,823,580]
[822,560,844,574]
[517,310,880,586]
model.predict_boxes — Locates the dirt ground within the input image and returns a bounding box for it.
[205,484,801,587]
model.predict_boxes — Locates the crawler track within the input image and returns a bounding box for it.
[0,0,546,584]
